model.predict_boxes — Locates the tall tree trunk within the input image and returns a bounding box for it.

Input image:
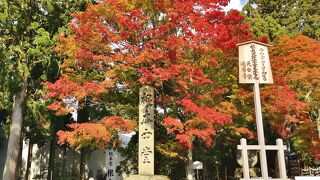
[15,136,23,180]
[25,139,33,180]
[186,146,195,180]
[317,109,320,138]
[62,147,66,170]
[216,165,220,180]
[274,154,279,178]
[72,150,81,180]
[2,83,27,180]
[47,132,56,180]
[224,166,227,180]
[79,149,86,180]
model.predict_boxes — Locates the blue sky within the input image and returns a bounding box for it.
[224,0,248,11]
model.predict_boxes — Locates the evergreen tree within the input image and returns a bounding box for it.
[0,1,90,179]
[243,0,320,40]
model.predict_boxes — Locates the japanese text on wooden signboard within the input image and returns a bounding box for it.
[238,43,273,84]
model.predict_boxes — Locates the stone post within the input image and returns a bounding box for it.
[139,86,155,175]
[125,86,169,180]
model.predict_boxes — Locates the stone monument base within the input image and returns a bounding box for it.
[124,175,170,180]
[234,167,260,178]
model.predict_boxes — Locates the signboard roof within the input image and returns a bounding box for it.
[237,40,272,47]
[192,161,203,169]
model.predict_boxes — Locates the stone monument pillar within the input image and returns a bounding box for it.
[106,148,120,180]
[125,86,169,180]
[139,86,154,175]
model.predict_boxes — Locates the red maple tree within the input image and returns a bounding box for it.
[268,35,320,160]
[44,0,251,149]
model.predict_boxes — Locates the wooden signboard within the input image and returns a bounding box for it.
[238,41,273,84]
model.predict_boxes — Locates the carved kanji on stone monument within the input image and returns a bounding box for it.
[138,86,154,175]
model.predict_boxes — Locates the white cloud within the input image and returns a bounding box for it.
[224,0,248,11]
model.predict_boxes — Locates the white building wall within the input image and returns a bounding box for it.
[21,142,125,180]
[0,132,134,180]
[87,149,126,180]
[22,139,51,179]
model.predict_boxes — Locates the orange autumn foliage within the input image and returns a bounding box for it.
[43,77,109,115]
[271,35,320,88]
[261,78,308,138]
[269,35,320,160]
[44,0,251,150]
[163,98,232,148]
[57,116,135,149]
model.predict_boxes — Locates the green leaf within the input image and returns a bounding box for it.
[28,22,40,30]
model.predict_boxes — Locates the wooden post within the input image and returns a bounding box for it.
[253,83,269,179]
[240,138,250,180]
[276,139,287,179]
[238,41,273,179]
